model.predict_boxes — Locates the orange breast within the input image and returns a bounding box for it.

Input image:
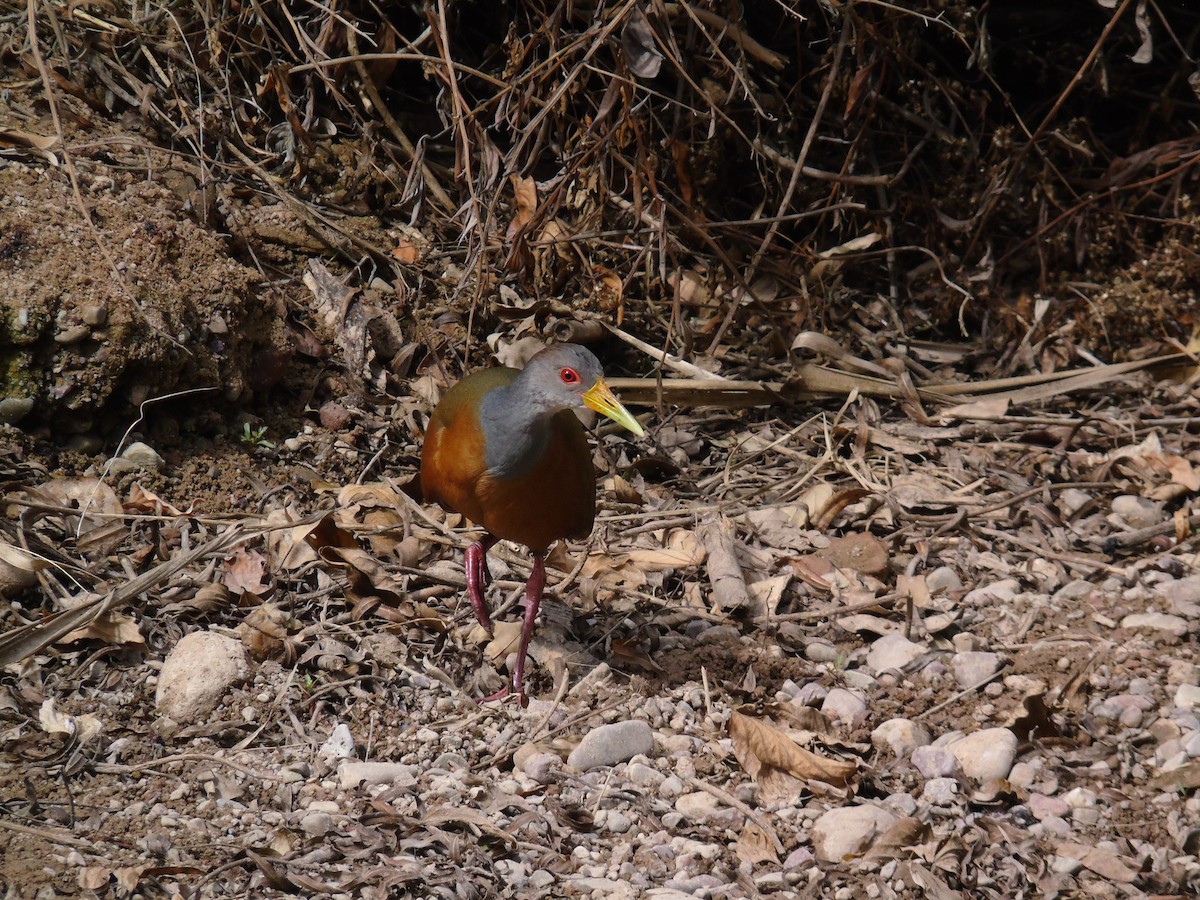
[421,371,597,552]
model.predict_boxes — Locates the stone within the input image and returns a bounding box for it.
[811,805,897,862]
[1121,612,1189,638]
[1162,576,1200,607]
[520,751,562,784]
[948,728,1017,783]
[871,718,931,758]
[1111,494,1163,529]
[866,634,927,674]
[299,811,335,837]
[319,723,355,761]
[675,791,721,820]
[821,688,867,727]
[567,720,654,770]
[911,746,958,779]
[155,631,248,722]
[951,651,1003,688]
[1029,793,1069,820]
[920,777,959,805]
[338,762,416,789]
[1175,684,1200,708]
[120,441,166,472]
[925,567,963,594]
[0,397,33,424]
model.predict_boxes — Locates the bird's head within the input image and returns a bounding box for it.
[522,344,645,437]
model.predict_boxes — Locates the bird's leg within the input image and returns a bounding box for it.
[511,551,546,707]
[465,534,498,634]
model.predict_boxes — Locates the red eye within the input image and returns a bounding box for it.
[559,367,581,385]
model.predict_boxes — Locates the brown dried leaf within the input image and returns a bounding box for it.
[125,483,187,516]
[700,516,750,613]
[238,604,299,662]
[222,548,272,599]
[60,610,143,647]
[1055,841,1139,883]
[735,821,780,865]
[32,477,127,555]
[506,175,537,241]
[484,620,523,664]
[818,532,889,576]
[620,529,706,574]
[729,710,856,803]
[863,817,931,860]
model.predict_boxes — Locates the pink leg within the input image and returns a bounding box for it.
[465,535,497,634]
[511,552,546,707]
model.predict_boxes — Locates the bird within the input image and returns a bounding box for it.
[420,343,644,704]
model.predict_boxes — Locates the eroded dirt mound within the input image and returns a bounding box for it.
[0,163,270,430]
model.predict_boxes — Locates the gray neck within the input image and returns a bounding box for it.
[478,383,555,479]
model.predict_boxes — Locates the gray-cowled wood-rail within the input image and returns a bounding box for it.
[420,344,644,703]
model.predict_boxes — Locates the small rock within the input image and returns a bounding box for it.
[811,805,897,862]
[319,723,355,762]
[948,728,1017,782]
[1163,576,1200,607]
[1121,612,1189,638]
[911,746,957,779]
[1053,580,1095,601]
[1072,807,1101,826]
[567,720,654,770]
[866,634,927,674]
[805,640,841,664]
[520,751,562,784]
[1029,793,1069,821]
[1184,732,1200,757]
[963,579,1020,606]
[658,775,684,798]
[339,762,416,790]
[1008,762,1038,790]
[1093,693,1154,722]
[841,669,877,690]
[882,792,917,817]
[300,811,335,837]
[920,777,959,805]
[1062,787,1097,808]
[1175,684,1200,708]
[1167,660,1198,686]
[54,324,90,344]
[120,441,166,473]
[783,847,815,870]
[155,631,249,722]
[675,791,721,820]
[871,718,931,758]
[925,566,963,594]
[821,688,867,727]
[0,397,34,425]
[605,811,633,834]
[1038,816,1072,838]
[951,651,1003,687]
[81,304,108,326]
[793,683,828,705]
[319,401,351,431]
[626,762,665,787]
[1049,854,1083,875]
[1112,494,1163,529]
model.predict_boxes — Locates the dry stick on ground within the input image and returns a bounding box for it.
[0,525,251,667]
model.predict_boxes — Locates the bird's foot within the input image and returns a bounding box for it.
[478,683,528,707]
[464,536,497,634]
